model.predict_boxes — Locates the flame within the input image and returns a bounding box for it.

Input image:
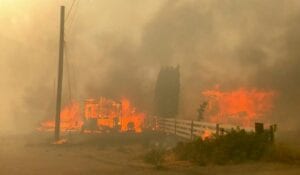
[201,130,213,140]
[119,98,145,132]
[53,139,68,145]
[39,97,145,133]
[39,101,83,132]
[84,97,145,132]
[202,88,275,127]
[97,97,122,128]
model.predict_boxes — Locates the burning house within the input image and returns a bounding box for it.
[83,98,122,132]
[39,97,146,133]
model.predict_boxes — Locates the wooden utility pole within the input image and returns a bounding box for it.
[55,6,65,142]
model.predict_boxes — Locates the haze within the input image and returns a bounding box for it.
[1,0,300,135]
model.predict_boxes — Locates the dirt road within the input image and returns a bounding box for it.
[0,133,299,175]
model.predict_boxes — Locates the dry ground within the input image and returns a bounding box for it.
[0,132,299,175]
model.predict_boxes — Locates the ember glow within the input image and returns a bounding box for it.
[201,130,213,140]
[39,97,145,133]
[202,88,276,127]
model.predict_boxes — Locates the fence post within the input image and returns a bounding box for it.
[269,124,277,143]
[157,118,159,131]
[216,124,220,136]
[191,120,194,140]
[174,119,177,135]
[255,122,264,134]
[161,118,165,133]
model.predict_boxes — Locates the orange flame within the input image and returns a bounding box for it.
[201,130,213,140]
[83,97,145,132]
[120,98,145,132]
[39,101,83,132]
[202,88,275,127]
[53,139,68,145]
[39,98,145,133]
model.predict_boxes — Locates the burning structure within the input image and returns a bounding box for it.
[83,97,145,132]
[39,97,146,133]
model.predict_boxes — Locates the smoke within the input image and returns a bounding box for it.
[254,12,300,130]
[1,0,300,133]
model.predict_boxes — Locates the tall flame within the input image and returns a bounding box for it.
[202,88,275,127]
[120,98,145,132]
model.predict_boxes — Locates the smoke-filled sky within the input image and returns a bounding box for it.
[1,0,300,133]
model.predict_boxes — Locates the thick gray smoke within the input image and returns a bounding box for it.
[1,0,300,133]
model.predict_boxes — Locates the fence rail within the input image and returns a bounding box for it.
[157,118,255,140]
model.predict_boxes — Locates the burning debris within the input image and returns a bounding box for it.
[39,97,146,133]
[202,88,276,127]
[201,130,213,140]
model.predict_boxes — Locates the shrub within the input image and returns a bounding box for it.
[173,130,274,165]
[144,148,166,169]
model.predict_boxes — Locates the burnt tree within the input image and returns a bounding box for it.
[154,66,180,118]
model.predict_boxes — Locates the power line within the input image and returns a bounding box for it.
[64,0,80,41]
[63,0,80,103]
[66,0,80,39]
[65,0,78,22]
[64,43,73,103]
[61,0,85,103]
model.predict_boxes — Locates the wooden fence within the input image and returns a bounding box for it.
[157,118,254,140]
